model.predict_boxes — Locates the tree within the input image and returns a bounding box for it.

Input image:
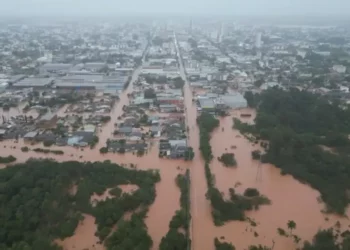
[0,159,160,250]
[184,147,195,161]
[173,77,185,89]
[144,89,156,99]
[218,153,237,167]
[277,228,287,236]
[302,229,339,250]
[287,220,296,234]
[254,79,265,88]
[99,147,108,154]
[214,237,235,250]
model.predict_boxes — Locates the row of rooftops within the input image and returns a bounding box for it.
[10,74,128,88]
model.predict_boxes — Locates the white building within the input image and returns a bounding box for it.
[0,82,8,93]
[256,32,262,48]
[333,65,347,74]
[218,93,247,109]
[260,82,280,90]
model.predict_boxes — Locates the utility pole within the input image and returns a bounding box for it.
[255,161,262,182]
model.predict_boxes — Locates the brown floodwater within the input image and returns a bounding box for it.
[0,53,185,250]
[175,39,350,250]
[2,44,350,250]
[90,184,139,206]
[55,214,104,250]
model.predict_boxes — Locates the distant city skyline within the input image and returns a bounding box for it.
[1,0,350,16]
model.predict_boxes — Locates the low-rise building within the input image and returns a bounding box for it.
[13,77,54,88]
[159,104,177,113]
[37,112,58,128]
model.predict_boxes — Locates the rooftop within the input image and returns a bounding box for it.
[13,77,54,87]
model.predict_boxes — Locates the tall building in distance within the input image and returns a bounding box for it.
[218,22,224,43]
[189,18,192,34]
[256,32,262,48]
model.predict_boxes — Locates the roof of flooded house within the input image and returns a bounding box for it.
[157,96,181,101]
[129,131,142,137]
[150,126,161,132]
[23,131,38,138]
[119,127,133,133]
[198,98,215,109]
[13,77,54,87]
[159,104,177,108]
[169,139,186,147]
[67,136,82,145]
[83,124,96,133]
[40,63,72,70]
[39,112,56,121]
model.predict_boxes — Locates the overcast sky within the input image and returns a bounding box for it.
[1,0,350,16]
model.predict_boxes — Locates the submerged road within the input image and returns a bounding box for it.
[174,32,214,250]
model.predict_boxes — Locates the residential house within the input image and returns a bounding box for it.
[23,131,38,141]
[128,131,143,141]
[150,126,162,137]
[159,104,177,113]
[157,97,182,105]
[37,112,58,128]
[170,145,187,159]
[117,126,133,136]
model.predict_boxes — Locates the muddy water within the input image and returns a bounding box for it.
[175,36,350,250]
[208,112,350,250]
[0,103,39,120]
[56,214,104,250]
[2,39,349,250]
[0,139,184,250]
[90,184,139,206]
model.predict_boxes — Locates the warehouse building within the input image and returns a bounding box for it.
[40,63,72,75]
[217,93,247,109]
[12,77,55,88]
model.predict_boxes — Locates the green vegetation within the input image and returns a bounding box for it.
[218,153,237,167]
[197,112,220,162]
[248,245,271,250]
[159,170,191,250]
[0,159,160,250]
[33,148,64,155]
[43,140,55,147]
[109,187,122,197]
[287,220,297,234]
[144,88,156,99]
[99,147,108,154]
[105,209,152,250]
[100,116,111,123]
[0,155,16,164]
[251,150,261,160]
[89,135,99,149]
[173,77,185,89]
[197,112,270,226]
[236,88,350,214]
[244,188,260,197]
[21,146,29,152]
[184,147,195,161]
[214,237,235,250]
[302,229,350,250]
[277,228,287,236]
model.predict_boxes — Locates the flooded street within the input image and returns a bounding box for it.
[175,33,350,250]
[1,37,350,250]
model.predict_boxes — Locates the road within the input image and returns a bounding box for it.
[174,32,213,250]
[96,46,149,149]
